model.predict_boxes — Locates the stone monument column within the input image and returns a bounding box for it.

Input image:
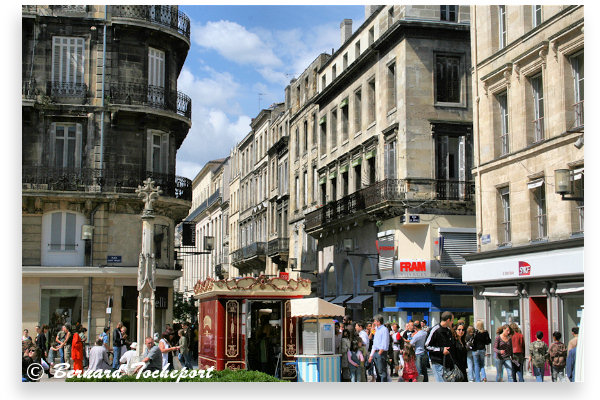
[135,178,162,356]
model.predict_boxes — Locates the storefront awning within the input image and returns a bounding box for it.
[555,283,584,295]
[290,297,345,318]
[324,297,335,302]
[479,286,519,297]
[346,294,372,305]
[331,294,352,304]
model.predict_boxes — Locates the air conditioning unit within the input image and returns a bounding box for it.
[301,318,336,355]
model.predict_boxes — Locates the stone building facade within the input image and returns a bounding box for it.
[463,5,584,367]
[304,5,477,323]
[22,5,192,341]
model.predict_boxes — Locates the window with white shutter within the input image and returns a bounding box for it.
[148,47,165,105]
[439,229,477,268]
[49,212,77,252]
[52,37,85,96]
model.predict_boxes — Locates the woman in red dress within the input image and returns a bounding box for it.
[71,328,84,374]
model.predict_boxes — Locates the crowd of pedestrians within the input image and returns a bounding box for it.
[22,321,198,381]
[334,312,578,383]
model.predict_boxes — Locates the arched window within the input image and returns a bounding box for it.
[359,259,374,294]
[341,261,354,294]
[326,264,336,296]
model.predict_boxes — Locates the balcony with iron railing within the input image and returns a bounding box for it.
[109,82,191,120]
[111,5,191,41]
[305,178,475,232]
[267,237,289,257]
[22,165,192,201]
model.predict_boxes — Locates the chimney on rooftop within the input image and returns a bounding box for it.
[340,19,352,45]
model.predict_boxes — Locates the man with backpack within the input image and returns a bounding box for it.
[529,331,549,382]
[548,331,568,382]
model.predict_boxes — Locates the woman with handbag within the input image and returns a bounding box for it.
[493,324,514,382]
[451,322,469,382]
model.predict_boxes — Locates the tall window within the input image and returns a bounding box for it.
[147,131,169,173]
[50,212,77,251]
[330,108,337,149]
[341,169,349,197]
[384,140,397,180]
[332,65,337,80]
[388,7,394,28]
[343,53,348,70]
[436,55,461,103]
[499,186,511,244]
[530,181,547,240]
[53,124,79,168]
[303,171,308,207]
[368,27,374,46]
[312,166,318,203]
[354,162,362,192]
[52,37,85,90]
[531,74,544,142]
[295,127,300,160]
[321,75,326,90]
[387,62,396,111]
[303,120,308,154]
[499,6,507,49]
[312,113,318,147]
[532,5,542,27]
[572,169,584,234]
[320,117,327,155]
[571,52,584,127]
[367,79,376,124]
[497,92,509,155]
[295,176,300,210]
[355,41,361,58]
[341,100,349,142]
[440,5,458,22]
[354,89,362,133]
[148,47,165,104]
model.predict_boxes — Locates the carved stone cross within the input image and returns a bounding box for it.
[136,178,163,216]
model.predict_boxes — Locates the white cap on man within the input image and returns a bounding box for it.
[130,342,137,350]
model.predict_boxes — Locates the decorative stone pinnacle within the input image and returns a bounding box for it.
[136,178,162,215]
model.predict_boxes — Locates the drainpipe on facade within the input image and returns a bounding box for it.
[471,6,484,252]
[99,5,107,175]
[87,203,102,334]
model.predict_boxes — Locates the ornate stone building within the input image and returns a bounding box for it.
[463,5,584,365]
[22,5,192,340]
[304,5,477,322]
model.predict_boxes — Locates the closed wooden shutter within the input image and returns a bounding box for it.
[161,133,169,173]
[146,131,153,172]
[50,212,62,251]
[52,37,84,84]
[440,232,477,268]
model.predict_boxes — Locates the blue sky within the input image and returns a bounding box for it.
[175,5,365,179]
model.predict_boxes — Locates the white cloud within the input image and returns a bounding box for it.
[192,20,282,68]
[176,68,251,178]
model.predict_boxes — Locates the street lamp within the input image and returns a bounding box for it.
[554,169,583,201]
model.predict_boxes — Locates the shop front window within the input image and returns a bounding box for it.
[40,288,83,335]
[489,297,521,333]
[561,295,583,339]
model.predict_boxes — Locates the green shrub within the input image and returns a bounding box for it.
[65,369,286,382]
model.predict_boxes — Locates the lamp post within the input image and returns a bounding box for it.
[135,178,162,356]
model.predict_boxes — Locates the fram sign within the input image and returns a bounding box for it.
[518,261,531,276]
[399,261,427,272]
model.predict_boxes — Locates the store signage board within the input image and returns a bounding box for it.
[392,259,440,278]
[462,247,583,283]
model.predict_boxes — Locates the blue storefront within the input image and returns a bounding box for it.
[373,276,474,327]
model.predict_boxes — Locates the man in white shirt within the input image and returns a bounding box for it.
[356,322,369,347]
[118,342,139,375]
[390,323,401,377]
[368,315,390,382]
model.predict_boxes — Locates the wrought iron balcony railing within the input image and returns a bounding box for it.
[109,82,191,120]
[231,249,243,264]
[51,5,87,13]
[48,82,87,98]
[111,5,191,40]
[22,5,37,13]
[305,178,475,231]
[22,80,38,99]
[242,242,266,259]
[22,166,192,201]
[267,237,289,256]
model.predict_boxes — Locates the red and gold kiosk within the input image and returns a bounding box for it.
[193,275,311,380]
